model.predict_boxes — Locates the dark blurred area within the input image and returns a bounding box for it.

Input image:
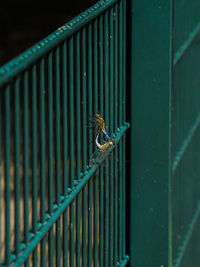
[0,0,97,67]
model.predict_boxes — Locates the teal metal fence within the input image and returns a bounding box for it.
[2,1,200,267]
[129,1,200,267]
[0,0,129,266]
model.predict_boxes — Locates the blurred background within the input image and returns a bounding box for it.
[0,0,97,66]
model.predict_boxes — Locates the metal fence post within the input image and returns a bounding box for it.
[128,1,173,266]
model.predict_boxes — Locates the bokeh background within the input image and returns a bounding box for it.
[0,0,97,66]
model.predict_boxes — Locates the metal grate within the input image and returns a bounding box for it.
[0,0,129,266]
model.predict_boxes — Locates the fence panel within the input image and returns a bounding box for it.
[0,1,129,266]
[129,1,200,267]
[173,1,200,266]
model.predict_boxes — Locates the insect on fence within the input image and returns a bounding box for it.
[89,113,115,167]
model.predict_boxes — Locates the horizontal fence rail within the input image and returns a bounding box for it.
[0,0,128,266]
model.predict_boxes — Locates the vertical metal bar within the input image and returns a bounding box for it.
[55,46,61,204]
[109,6,114,267]
[63,208,68,267]
[40,58,46,222]
[99,14,104,267]
[118,142,123,262]
[122,0,126,125]
[75,32,81,267]
[82,30,87,173]
[114,3,119,132]
[87,23,93,170]
[104,10,109,142]
[104,10,109,267]
[69,36,74,188]
[69,36,75,267]
[122,133,126,255]
[99,16,104,116]
[4,84,11,266]
[109,8,114,139]
[32,64,38,266]
[70,201,75,267]
[76,32,81,181]
[88,178,93,267]
[48,52,53,214]
[55,46,61,267]
[118,0,123,261]
[119,0,123,129]
[114,147,119,267]
[114,4,119,265]
[93,18,99,267]
[14,78,20,257]
[47,52,54,267]
[82,185,87,267]
[33,136,38,265]
[82,28,87,267]
[62,41,68,195]
[62,41,68,267]
[76,194,81,267]
[23,71,30,267]
[39,58,46,266]
[87,22,93,267]
[122,0,127,257]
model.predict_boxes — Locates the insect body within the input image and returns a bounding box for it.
[94,114,111,141]
[94,114,105,131]
[89,114,114,167]
[95,130,115,152]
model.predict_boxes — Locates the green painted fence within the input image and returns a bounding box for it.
[129,0,200,266]
[1,0,200,266]
[0,0,129,266]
